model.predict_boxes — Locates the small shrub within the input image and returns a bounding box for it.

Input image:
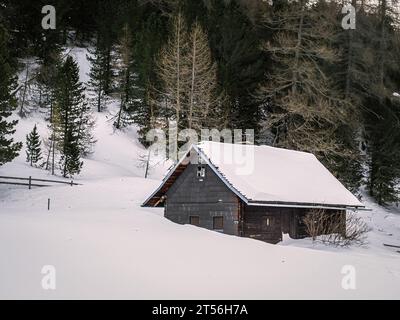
[303,209,370,247]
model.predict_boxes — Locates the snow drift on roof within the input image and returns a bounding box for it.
[197,141,364,208]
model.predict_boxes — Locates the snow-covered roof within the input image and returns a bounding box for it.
[197,141,364,208]
[143,141,365,209]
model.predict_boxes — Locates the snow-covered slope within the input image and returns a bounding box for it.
[0,46,399,299]
[1,177,400,299]
[1,46,170,181]
[0,107,169,181]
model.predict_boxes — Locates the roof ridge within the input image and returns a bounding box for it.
[198,140,315,157]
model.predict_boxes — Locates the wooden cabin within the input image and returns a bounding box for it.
[142,142,364,244]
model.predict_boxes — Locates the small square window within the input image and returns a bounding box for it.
[213,216,224,230]
[262,216,273,229]
[197,166,205,178]
[190,216,200,226]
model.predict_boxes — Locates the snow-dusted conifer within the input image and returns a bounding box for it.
[25,124,42,166]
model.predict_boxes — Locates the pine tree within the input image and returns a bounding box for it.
[18,56,34,117]
[130,10,166,145]
[113,23,138,129]
[329,0,374,192]
[44,101,62,175]
[53,55,94,177]
[186,21,220,130]
[87,38,110,112]
[25,124,42,166]
[206,0,265,134]
[366,97,400,205]
[364,0,400,204]
[36,49,62,119]
[258,0,357,174]
[156,12,190,130]
[61,129,83,177]
[93,0,120,95]
[156,12,221,131]
[0,24,22,166]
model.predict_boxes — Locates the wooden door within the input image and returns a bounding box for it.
[243,207,282,243]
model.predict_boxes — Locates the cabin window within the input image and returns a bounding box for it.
[262,216,273,229]
[197,155,206,179]
[189,216,200,226]
[213,216,224,230]
[197,165,205,178]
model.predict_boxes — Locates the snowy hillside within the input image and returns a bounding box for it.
[2,47,170,181]
[1,105,168,181]
[1,47,400,299]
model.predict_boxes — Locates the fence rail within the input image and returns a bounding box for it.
[383,243,400,249]
[0,175,81,189]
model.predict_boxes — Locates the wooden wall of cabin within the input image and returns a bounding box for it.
[162,162,347,243]
[242,206,285,243]
[165,164,240,236]
[242,206,346,244]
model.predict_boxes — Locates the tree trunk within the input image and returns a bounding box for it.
[189,28,197,130]
[378,0,387,103]
[175,14,182,128]
[345,20,354,100]
[62,97,70,177]
[144,150,150,179]
[115,67,129,129]
[97,87,102,112]
[116,102,122,129]
[105,46,111,95]
[19,61,30,117]
[51,136,55,175]
[292,1,305,95]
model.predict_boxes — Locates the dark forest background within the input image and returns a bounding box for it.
[0,0,400,204]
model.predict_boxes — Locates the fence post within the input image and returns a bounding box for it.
[28,176,31,189]
[70,180,73,186]
[48,198,50,211]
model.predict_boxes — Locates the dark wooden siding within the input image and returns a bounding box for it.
[165,164,240,236]
[242,206,284,243]
[242,205,346,243]
[144,162,189,207]
[162,163,346,243]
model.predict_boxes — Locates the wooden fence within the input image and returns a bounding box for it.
[0,175,81,189]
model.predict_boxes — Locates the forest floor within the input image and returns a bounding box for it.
[0,46,399,299]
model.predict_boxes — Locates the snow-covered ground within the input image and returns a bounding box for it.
[1,172,400,299]
[1,46,400,299]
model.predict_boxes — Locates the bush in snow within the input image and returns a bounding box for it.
[303,209,370,247]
